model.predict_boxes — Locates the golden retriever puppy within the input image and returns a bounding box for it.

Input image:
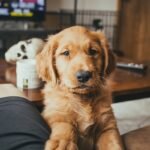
[36,26,123,150]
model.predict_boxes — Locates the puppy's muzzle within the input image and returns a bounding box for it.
[76,70,92,83]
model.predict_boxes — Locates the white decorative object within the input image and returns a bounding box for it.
[5,38,45,64]
[16,59,42,89]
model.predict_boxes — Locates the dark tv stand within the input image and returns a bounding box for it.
[23,22,31,30]
[0,25,56,58]
[0,21,43,30]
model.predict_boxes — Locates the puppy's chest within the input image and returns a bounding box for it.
[75,105,95,134]
[78,118,94,135]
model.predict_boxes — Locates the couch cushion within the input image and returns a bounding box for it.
[0,84,25,98]
[122,126,150,150]
[112,97,150,134]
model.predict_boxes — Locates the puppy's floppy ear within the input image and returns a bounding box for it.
[93,31,116,77]
[36,36,58,85]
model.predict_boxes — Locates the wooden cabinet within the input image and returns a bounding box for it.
[117,0,150,62]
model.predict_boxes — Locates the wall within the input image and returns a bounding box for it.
[45,0,118,51]
[47,0,118,11]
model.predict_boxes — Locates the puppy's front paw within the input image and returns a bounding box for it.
[45,139,78,150]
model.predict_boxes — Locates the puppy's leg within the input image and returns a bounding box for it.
[96,108,124,150]
[45,122,78,150]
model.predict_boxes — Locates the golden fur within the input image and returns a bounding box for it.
[36,26,123,150]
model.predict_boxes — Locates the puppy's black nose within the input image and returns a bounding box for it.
[76,71,92,83]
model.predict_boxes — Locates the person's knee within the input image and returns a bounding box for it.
[0,96,50,147]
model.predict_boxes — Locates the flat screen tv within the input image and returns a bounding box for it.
[0,0,46,21]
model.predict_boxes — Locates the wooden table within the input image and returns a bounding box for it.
[0,59,150,103]
[111,58,150,101]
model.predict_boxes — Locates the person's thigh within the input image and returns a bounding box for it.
[0,96,50,150]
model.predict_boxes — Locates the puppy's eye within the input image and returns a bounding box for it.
[61,50,70,56]
[88,48,98,56]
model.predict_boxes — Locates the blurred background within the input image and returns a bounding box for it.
[0,0,149,63]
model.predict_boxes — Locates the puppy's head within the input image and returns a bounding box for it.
[36,26,115,94]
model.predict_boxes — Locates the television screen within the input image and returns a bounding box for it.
[0,0,46,21]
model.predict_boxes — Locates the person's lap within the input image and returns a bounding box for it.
[0,96,50,150]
